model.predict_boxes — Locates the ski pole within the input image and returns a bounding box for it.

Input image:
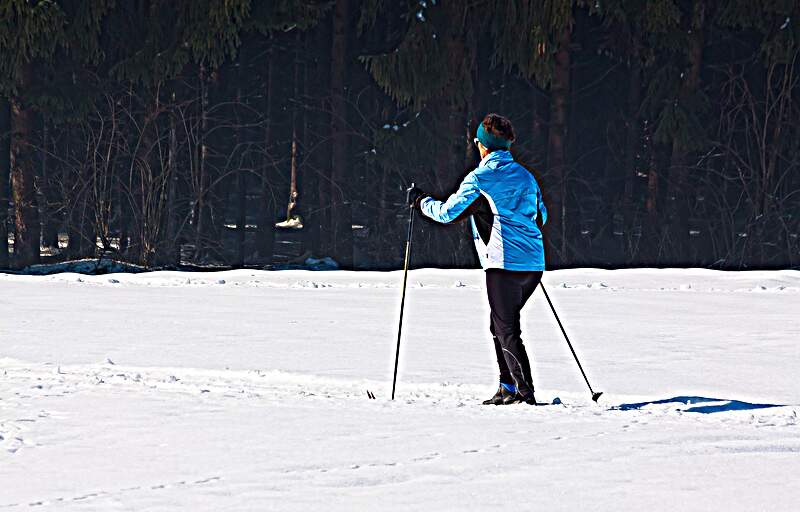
[540,283,603,402]
[391,184,417,400]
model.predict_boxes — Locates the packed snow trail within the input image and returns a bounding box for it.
[1,269,799,510]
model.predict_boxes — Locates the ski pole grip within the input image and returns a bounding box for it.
[405,182,416,208]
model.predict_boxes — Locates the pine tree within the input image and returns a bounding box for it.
[489,0,575,263]
[0,1,64,268]
[491,0,575,265]
[663,1,707,265]
[590,0,684,263]
[1,0,112,268]
[0,97,9,267]
[329,0,353,267]
[360,0,480,266]
[2,0,797,271]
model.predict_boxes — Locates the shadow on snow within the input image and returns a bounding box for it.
[612,396,783,414]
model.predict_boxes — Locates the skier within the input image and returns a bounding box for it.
[408,113,547,405]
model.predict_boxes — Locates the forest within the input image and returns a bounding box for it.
[1,0,799,271]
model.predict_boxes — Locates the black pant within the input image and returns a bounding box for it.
[486,269,543,397]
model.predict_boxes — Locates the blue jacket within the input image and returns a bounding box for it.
[420,150,547,271]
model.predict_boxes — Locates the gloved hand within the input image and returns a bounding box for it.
[406,184,428,209]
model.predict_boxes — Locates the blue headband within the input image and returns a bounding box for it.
[477,123,512,151]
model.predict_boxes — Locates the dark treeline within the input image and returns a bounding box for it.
[1,0,798,271]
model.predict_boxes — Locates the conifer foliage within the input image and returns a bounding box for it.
[0,0,798,270]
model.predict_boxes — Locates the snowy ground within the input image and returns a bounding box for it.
[1,268,799,511]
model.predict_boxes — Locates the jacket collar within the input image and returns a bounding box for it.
[480,149,513,167]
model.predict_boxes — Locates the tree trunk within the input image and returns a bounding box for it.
[456,100,474,267]
[162,91,179,266]
[330,0,353,267]
[235,164,247,267]
[300,31,319,257]
[545,23,572,265]
[10,62,40,268]
[470,29,489,167]
[67,180,86,259]
[306,22,332,258]
[257,45,276,264]
[645,140,671,263]
[235,67,247,268]
[117,112,131,259]
[40,119,59,249]
[666,4,705,265]
[193,64,211,261]
[622,56,642,261]
[287,32,300,224]
[0,98,10,268]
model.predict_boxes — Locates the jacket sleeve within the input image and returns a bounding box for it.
[537,186,548,225]
[419,172,481,224]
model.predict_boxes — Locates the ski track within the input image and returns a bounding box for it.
[0,477,223,510]
[2,359,798,422]
[1,360,799,510]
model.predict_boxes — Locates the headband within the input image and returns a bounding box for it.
[477,123,512,151]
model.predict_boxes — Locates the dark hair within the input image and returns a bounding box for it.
[481,113,515,143]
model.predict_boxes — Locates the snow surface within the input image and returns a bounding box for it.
[1,268,799,510]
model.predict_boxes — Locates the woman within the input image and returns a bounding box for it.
[410,113,547,405]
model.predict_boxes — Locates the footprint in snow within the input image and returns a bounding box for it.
[411,452,441,462]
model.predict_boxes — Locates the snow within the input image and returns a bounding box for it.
[1,268,799,510]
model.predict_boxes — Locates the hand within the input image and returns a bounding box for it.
[406,184,427,208]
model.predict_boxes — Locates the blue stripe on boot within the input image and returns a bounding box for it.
[501,382,517,394]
